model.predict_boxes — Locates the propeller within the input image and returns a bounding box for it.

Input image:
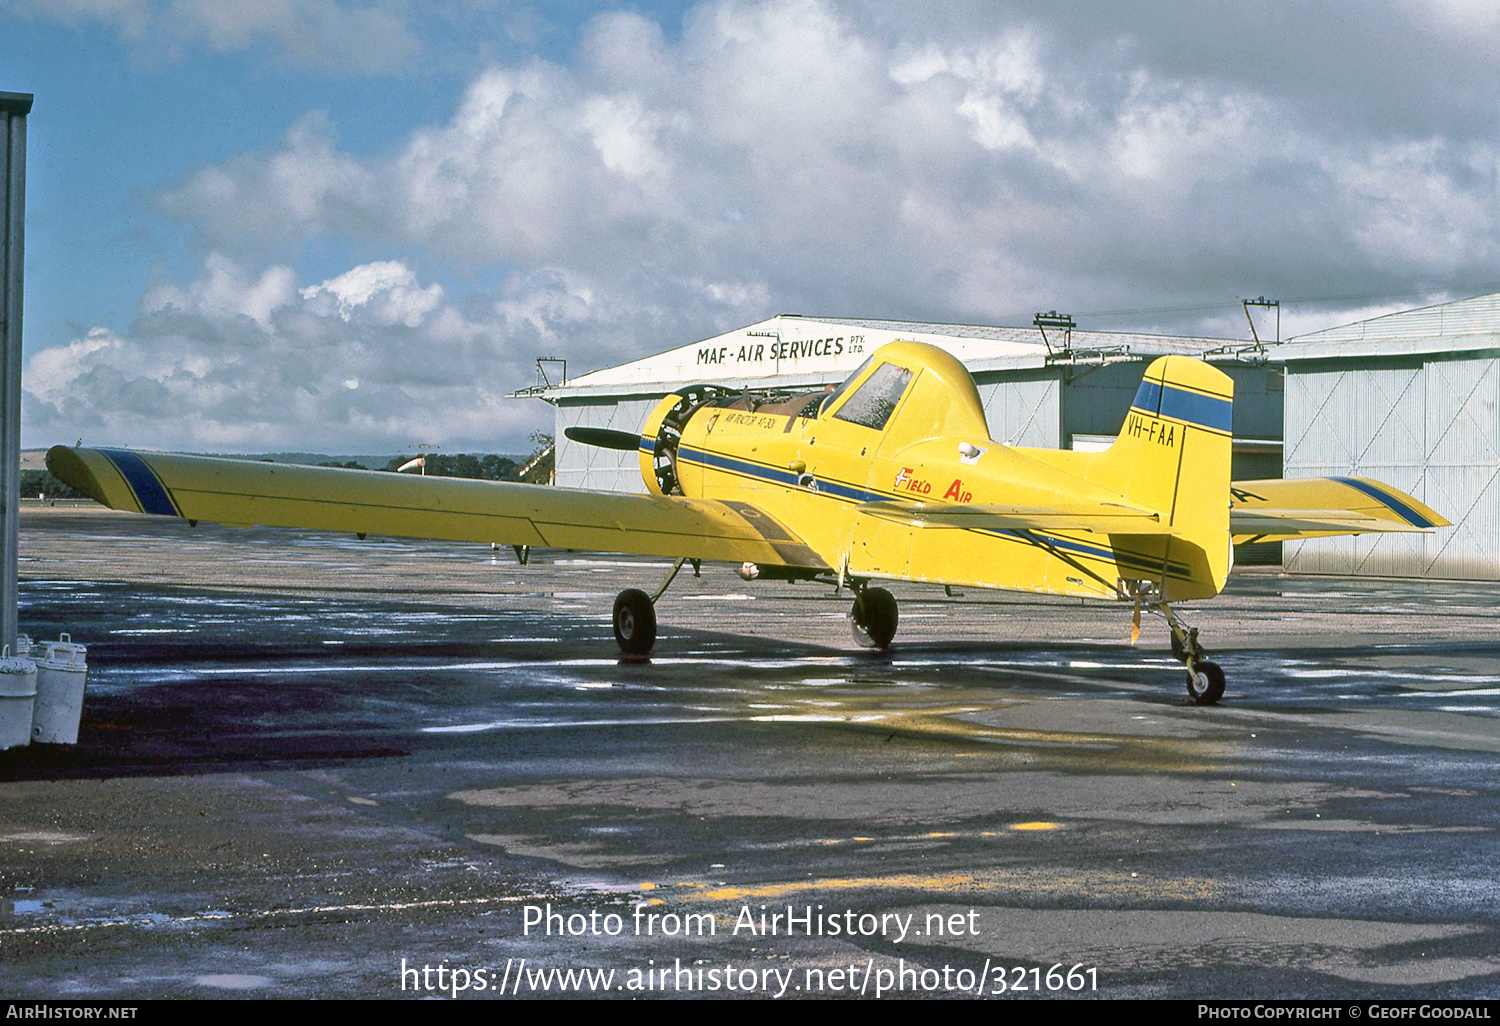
[564,426,643,451]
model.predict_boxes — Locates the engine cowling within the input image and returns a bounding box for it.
[636,386,726,495]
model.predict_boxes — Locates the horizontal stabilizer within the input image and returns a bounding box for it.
[1230,509,1428,535]
[1230,477,1448,543]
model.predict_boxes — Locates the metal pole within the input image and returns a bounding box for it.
[0,91,32,652]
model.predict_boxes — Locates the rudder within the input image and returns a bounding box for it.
[1090,356,1234,600]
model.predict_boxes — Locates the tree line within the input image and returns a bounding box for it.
[324,453,524,480]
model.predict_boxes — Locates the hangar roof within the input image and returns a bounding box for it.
[1278,292,1500,362]
[525,314,1239,399]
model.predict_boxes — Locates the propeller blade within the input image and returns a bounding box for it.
[564,427,643,452]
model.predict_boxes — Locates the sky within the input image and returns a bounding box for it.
[3,0,1499,454]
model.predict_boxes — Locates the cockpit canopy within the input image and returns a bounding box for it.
[819,342,990,443]
[823,360,914,430]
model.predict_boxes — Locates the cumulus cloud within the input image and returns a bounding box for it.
[158,113,380,253]
[299,261,444,326]
[22,249,775,451]
[151,0,1500,336]
[23,257,549,452]
[23,0,1500,449]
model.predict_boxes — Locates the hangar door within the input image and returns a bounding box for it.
[1283,356,1499,580]
[977,374,1061,448]
[555,397,661,493]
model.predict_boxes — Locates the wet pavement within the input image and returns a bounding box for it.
[2,507,1499,999]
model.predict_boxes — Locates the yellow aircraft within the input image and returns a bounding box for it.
[46,340,1445,705]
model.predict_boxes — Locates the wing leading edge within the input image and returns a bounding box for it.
[45,446,828,570]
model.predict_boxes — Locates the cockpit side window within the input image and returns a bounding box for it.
[831,361,914,430]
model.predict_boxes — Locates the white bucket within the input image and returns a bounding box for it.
[0,646,38,751]
[32,634,88,745]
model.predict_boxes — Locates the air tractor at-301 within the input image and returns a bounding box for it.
[48,341,1445,705]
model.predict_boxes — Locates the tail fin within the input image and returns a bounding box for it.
[1089,355,1234,600]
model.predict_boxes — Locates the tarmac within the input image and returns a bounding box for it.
[2,505,1499,999]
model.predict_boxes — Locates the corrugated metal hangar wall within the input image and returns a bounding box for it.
[1279,294,1500,580]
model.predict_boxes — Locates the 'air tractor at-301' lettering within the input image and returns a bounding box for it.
[47,340,1447,705]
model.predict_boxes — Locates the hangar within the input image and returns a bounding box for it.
[1279,292,1500,580]
[519,313,1285,499]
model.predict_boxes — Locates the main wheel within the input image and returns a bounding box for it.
[1186,660,1226,705]
[849,587,898,650]
[613,588,657,655]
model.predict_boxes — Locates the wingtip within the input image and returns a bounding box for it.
[44,445,109,507]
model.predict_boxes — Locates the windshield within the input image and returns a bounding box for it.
[831,361,914,430]
[817,356,875,417]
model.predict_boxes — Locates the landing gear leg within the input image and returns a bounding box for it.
[651,556,688,603]
[849,585,899,650]
[1159,603,1225,705]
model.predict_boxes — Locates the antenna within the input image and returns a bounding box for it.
[535,357,567,389]
[1242,296,1280,353]
[746,327,781,371]
[1033,311,1075,356]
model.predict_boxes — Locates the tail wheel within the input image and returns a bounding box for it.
[613,589,657,655]
[1186,660,1226,705]
[849,587,898,650]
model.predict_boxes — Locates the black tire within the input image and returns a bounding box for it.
[613,588,657,655]
[1186,660,1226,705]
[849,587,898,650]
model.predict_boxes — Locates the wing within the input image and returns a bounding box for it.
[45,446,829,570]
[856,499,1171,535]
[1230,477,1449,544]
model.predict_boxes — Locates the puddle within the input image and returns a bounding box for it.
[194,974,273,990]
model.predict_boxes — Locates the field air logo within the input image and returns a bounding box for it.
[1126,413,1176,448]
[894,468,932,494]
[943,479,973,503]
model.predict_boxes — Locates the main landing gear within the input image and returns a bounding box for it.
[610,560,904,656]
[612,589,656,655]
[848,585,899,650]
[611,557,700,657]
[610,565,1216,702]
[1160,603,1225,705]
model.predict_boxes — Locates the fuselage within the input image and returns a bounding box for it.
[648,341,1234,602]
